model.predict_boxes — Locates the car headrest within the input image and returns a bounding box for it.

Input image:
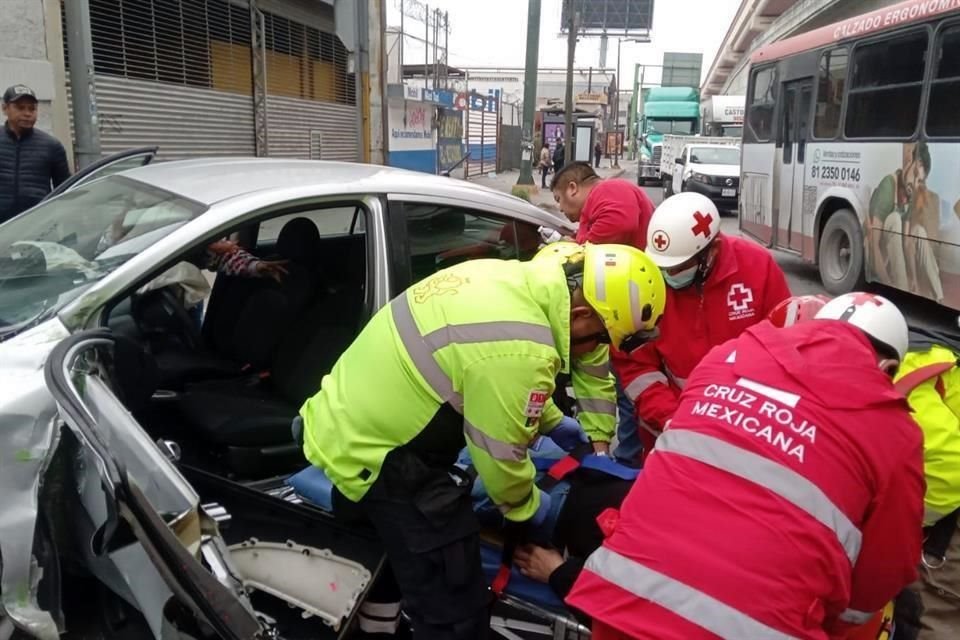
[276,217,321,265]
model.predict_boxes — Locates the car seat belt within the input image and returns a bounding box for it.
[491,444,638,598]
[894,361,955,397]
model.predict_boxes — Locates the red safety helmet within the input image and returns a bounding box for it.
[767,295,831,329]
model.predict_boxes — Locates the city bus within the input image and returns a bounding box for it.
[740,0,960,308]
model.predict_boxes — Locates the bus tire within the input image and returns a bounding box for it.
[818,208,866,295]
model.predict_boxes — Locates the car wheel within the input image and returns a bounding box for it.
[818,208,866,295]
[663,177,673,198]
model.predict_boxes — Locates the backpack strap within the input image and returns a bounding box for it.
[894,361,955,397]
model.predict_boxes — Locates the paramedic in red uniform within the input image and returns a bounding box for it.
[567,292,925,640]
[550,161,654,249]
[613,192,790,462]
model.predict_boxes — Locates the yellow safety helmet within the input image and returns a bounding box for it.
[534,242,665,350]
[537,242,665,352]
[533,240,583,264]
[581,244,666,352]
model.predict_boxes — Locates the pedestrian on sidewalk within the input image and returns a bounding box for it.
[0,85,70,223]
[594,141,602,168]
[553,138,566,173]
[539,144,552,189]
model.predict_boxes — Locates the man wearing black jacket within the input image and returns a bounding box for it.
[0,85,70,223]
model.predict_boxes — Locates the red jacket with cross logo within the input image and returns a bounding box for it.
[568,320,924,639]
[612,233,791,455]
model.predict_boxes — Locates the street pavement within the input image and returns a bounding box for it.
[469,158,960,335]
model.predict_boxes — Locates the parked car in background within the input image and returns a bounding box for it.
[663,138,742,211]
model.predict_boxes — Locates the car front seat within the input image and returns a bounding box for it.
[175,233,367,478]
[152,217,323,388]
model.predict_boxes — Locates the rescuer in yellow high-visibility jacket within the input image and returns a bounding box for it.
[299,243,665,639]
[892,335,960,640]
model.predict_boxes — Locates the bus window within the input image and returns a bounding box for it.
[748,66,777,142]
[813,47,848,139]
[927,26,960,137]
[845,30,928,139]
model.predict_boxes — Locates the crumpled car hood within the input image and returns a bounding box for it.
[0,318,69,639]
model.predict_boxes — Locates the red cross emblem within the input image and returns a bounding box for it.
[652,230,670,251]
[850,292,882,307]
[691,211,714,238]
[727,283,754,313]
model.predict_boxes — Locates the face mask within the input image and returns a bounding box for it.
[663,264,698,289]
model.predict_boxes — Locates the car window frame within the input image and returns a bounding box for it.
[45,147,159,201]
[89,195,387,335]
[385,193,569,292]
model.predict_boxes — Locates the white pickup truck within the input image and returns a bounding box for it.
[660,135,741,210]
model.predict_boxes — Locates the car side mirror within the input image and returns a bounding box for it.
[675,157,685,165]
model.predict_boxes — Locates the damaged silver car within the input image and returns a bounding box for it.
[0,150,572,639]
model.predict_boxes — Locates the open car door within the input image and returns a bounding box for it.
[43,329,383,639]
[46,146,159,200]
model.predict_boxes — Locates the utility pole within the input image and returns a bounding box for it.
[443,11,449,87]
[613,38,622,169]
[64,0,101,168]
[424,3,429,89]
[516,0,542,186]
[627,62,642,160]
[563,0,577,165]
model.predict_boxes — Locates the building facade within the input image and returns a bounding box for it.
[1,0,386,167]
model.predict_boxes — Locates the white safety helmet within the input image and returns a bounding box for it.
[646,192,721,268]
[814,292,908,360]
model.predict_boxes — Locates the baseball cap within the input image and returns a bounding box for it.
[3,85,38,104]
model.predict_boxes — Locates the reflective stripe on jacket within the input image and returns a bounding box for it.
[300,258,615,521]
[895,345,960,526]
[567,321,924,639]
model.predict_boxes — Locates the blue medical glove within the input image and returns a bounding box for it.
[286,466,334,512]
[546,416,589,452]
[530,489,553,530]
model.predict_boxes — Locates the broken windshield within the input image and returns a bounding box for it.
[0,176,206,338]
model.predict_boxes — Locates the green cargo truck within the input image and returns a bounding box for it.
[636,86,700,186]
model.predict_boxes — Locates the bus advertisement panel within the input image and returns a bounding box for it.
[807,142,960,306]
